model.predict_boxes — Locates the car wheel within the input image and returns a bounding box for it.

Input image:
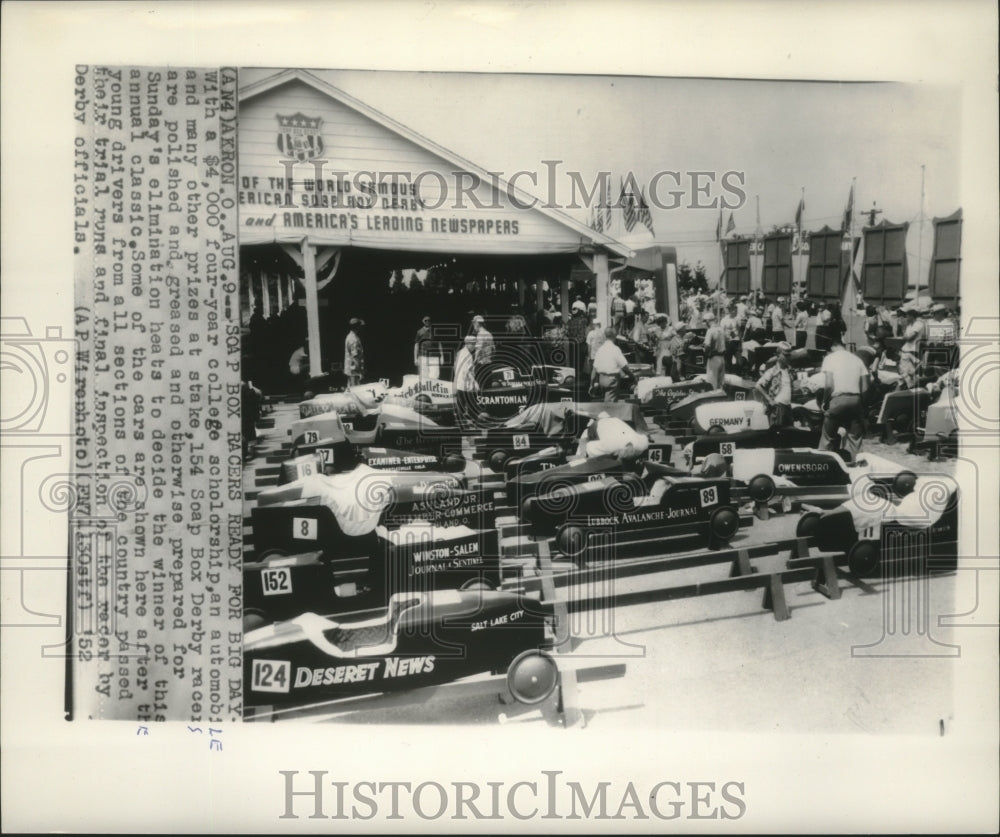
[795,511,821,539]
[244,609,270,633]
[506,649,559,705]
[519,497,536,526]
[555,524,589,565]
[748,473,776,503]
[847,539,881,577]
[256,548,290,562]
[890,412,913,434]
[709,506,740,543]
[892,470,917,498]
[442,452,467,473]
[488,449,510,473]
[460,578,495,592]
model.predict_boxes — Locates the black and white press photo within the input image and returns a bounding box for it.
[1,2,997,833]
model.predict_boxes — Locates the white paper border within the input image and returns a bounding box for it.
[2,1,997,832]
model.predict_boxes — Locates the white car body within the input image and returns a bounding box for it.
[692,400,769,434]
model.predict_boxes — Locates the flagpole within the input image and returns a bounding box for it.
[754,194,761,303]
[796,186,805,317]
[848,176,858,345]
[719,209,726,321]
[848,176,856,295]
[917,163,925,300]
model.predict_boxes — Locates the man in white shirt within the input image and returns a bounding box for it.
[344,318,365,386]
[471,314,495,370]
[702,311,727,389]
[736,296,749,326]
[771,299,787,343]
[288,341,309,390]
[586,320,607,376]
[926,303,956,345]
[591,328,632,402]
[720,306,739,341]
[453,335,479,424]
[793,302,810,349]
[818,336,870,458]
[755,342,794,426]
[743,308,764,340]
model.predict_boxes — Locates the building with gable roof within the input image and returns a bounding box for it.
[238,70,676,387]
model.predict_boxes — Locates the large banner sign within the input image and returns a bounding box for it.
[238,74,591,255]
[805,225,850,301]
[761,232,793,299]
[723,238,751,295]
[928,208,962,305]
[861,220,910,306]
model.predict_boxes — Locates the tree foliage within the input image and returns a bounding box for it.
[677,260,709,295]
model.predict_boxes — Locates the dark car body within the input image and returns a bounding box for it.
[687,426,821,464]
[799,479,959,576]
[505,453,644,508]
[245,523,502,622]
[244,589,549,707]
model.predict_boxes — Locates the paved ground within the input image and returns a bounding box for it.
[243,400,961,732]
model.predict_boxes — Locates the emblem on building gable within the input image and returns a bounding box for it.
[276,113,324,161]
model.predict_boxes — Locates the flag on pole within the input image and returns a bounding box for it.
[715,209,723,243]
[851,230,864,288]
[795,194,805,229]
[637,188,655,236]
[842,181,855,233]
[621,178,637,232]
[751,195,763,255]
[604,181,613,231]
[726,212,736,235]
[591,203,603,233]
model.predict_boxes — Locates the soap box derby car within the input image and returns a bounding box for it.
[502,413,667,505]
[684,425,821,466]
[502,437,671,481]
[689,449,921,511]
[298,382,389,420]
[489,405,667,482]
[479,365,580,404]
[687,399,769,436]
[277,447,466,483]
[250,466,499,565]
[244,522,502,623]
[648,380,764,434]
[244,588,558,708]
[472,401,655,472]
[507,453,648,509]
[637,373,758,414]
[908,370,959,460]
[291,404,466,460]
[795,475,959,577]
[521,461,744,561]
[635,376,713,411]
